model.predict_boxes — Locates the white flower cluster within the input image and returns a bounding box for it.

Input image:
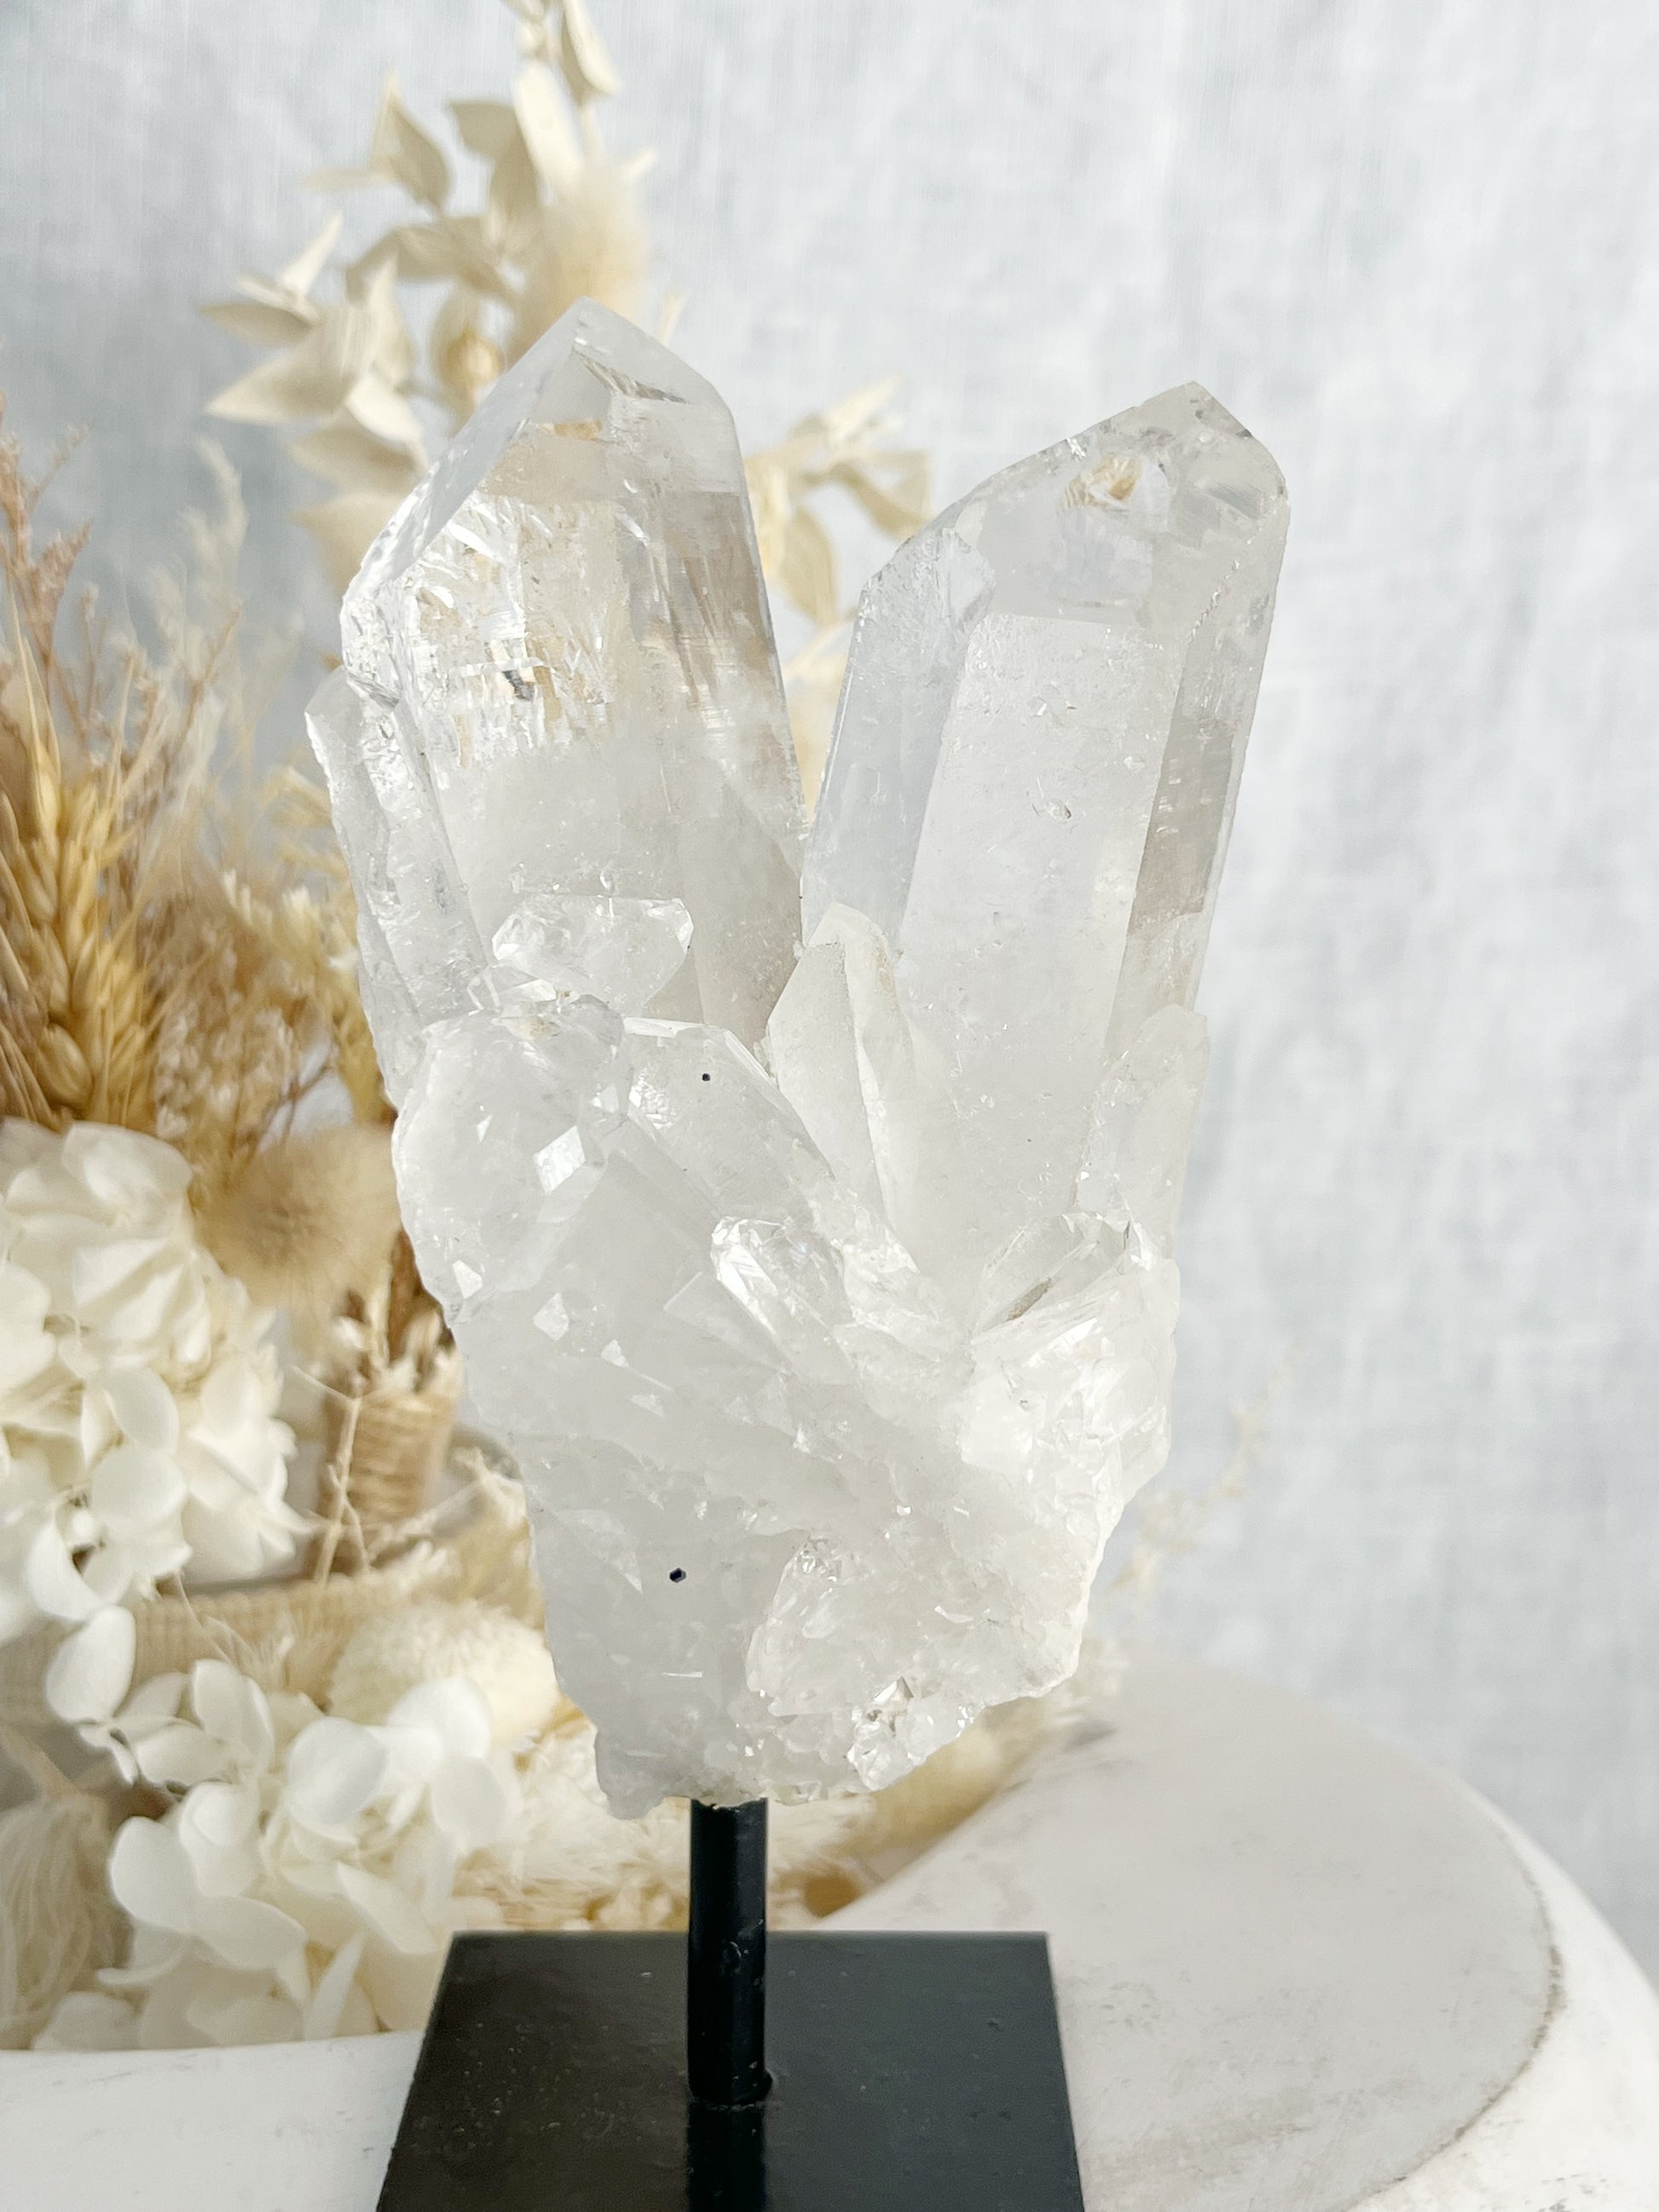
[0,1120,303,1641]
[38,1616,523,2049]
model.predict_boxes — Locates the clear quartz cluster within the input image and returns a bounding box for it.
[309,300,1287,1816]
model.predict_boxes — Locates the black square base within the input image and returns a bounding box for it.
[378,1930,1084,2211]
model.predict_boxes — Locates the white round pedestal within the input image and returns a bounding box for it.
[3,1651,1656,2209]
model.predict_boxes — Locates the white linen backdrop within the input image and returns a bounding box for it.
[3,1,1656,1967]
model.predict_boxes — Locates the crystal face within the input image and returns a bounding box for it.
[309,298,803,1105]
[312,310,1287,1816]
[805,384,1289,1262]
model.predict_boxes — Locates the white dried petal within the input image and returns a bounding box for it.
[191,1661,276,1771]
[135,1723,234,1792]
[286,1718,392,1830]
[43,1604,136,1724]
[0,1123,301,1649]
[303,1932,367,2041]
[336,1863,441,1955]
[429,1753,518,1853]
[385,1678,494,1761]
[109,1820,198,1936]
[194,1896,306,1974]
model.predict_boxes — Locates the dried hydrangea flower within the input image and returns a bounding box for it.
[0,1120,303,1642]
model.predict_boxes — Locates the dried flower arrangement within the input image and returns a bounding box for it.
[0,0,1107,2056]
[200,0,929,795]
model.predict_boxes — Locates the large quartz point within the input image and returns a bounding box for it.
[312,314,1287,1816]
[309,298,803,1104]
[805,383,1289,1263]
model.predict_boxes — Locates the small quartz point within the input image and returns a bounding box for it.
[308,297,803,1104]
[315,329,1287,1816]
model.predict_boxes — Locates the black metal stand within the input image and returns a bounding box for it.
[376,1791,1084,2210]
[687,1799,770,2109]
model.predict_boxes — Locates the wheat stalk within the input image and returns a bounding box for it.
[0,393,346,1173]
[0,434,158,1131]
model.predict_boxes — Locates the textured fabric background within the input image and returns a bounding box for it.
[3,3,1656,1969]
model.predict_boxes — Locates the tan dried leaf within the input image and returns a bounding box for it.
[205,303,373,426]
[352,257,419,390]
[287,416,421,499]
[656,289,687,346]
[371,75,452,209]
[512,60,581,192]
[450,99,521,159]
[295,490,406,593]
[367,217,514,299]
[305,164,381,193]
[200,298,318,347]
[745,458,790,575]
[280,211,345,300]
[813,377,902,446]
[503,0,552,50]
[778,507,841,629]
[558,0,622,106]
[487,131,544,262]
[512,160,647,358]
[343,371,426,458]
[828,451,933,540]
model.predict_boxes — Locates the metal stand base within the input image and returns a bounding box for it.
[376,1930,1084,2210]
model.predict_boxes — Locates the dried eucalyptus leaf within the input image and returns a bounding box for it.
[558,0,622,106]
[279,211,345,301]
[512,61,580,192]
[306,165,381,193]
[201,299,317,348]
[828,454,934,540]
[377,218,513,298]
[206,303,373,425]
[295,489,407,593]
[288,416,421,498]
[488,135,543,260]
[779,505,841,627]
[450,99,520,159]
[343,370,425,456]
[816,376,901,446]
[371,78,452,210]
[745,459,790,576]
[356,257,418,390]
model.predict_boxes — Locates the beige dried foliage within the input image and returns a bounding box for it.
[205,0,934,765]
[746,383,933,800]
[203,2,649,585]
[0,386,405,1368]
[0,399,237,1137]
[511,150,650,355]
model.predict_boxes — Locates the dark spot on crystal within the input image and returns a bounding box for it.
[669,1568,687,1583]
[701,1071,711,1082]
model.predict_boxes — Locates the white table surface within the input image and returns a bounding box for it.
[5,1649,1656,2209]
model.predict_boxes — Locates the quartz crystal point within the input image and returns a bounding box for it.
[308,298,803,1105]
[313,317,1287,1816]
[805,382,1289,1263]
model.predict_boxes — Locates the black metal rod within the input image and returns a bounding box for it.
[686,1799,770,2108]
